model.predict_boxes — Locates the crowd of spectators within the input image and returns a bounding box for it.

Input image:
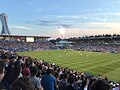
[1,37,120,54]
[0,40,57,52]
[71,40,120,53]
[0,50,120,90]
[68,34,120,53]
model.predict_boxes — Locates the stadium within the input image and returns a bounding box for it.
[1,1,120,90]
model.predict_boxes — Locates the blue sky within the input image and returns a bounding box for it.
[0,0,120,38]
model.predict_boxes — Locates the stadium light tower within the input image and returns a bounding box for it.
[0,13,10,35]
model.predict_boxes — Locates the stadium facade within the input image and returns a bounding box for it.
[0,35,50,42]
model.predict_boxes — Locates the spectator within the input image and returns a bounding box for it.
[66,76,76,90]
[8,59,22,85]
[112,83,120,90]
[30,66,41,90]
[4,56,16,85]
[58,73,68,90]
[22,63,30,77]
[11,77,34,90]
[41,68,57,90]
[90,79,110,90]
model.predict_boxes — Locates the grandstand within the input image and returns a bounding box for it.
[68,34,120,53]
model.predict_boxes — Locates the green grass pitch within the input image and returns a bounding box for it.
[18,50,120,82]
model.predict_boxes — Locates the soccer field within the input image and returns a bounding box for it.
[18,50,120,82]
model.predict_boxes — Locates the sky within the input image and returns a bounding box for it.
[0,0,120,39]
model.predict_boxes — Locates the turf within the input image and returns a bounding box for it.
[18,50,120,82]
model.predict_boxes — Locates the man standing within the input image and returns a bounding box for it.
[30,66,41,90]
[41,68,57,90]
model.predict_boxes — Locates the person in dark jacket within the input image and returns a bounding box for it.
[66,76,76,90]
[90,79,110,90]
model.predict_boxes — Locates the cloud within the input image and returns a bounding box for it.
[58,24,72,28]
[56,15,82,19]
[79,22,111,30]
[38,20,60,24]
[10,26,32,30]
[26,20,59,25]
[88,22,120,30]
[26,20,73,28]
[54,22,120,38]
[55,12,120,22]
[48,22,120,39]
[25,12,120,29]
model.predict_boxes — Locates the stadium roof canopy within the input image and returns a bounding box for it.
[0,34,50,38]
